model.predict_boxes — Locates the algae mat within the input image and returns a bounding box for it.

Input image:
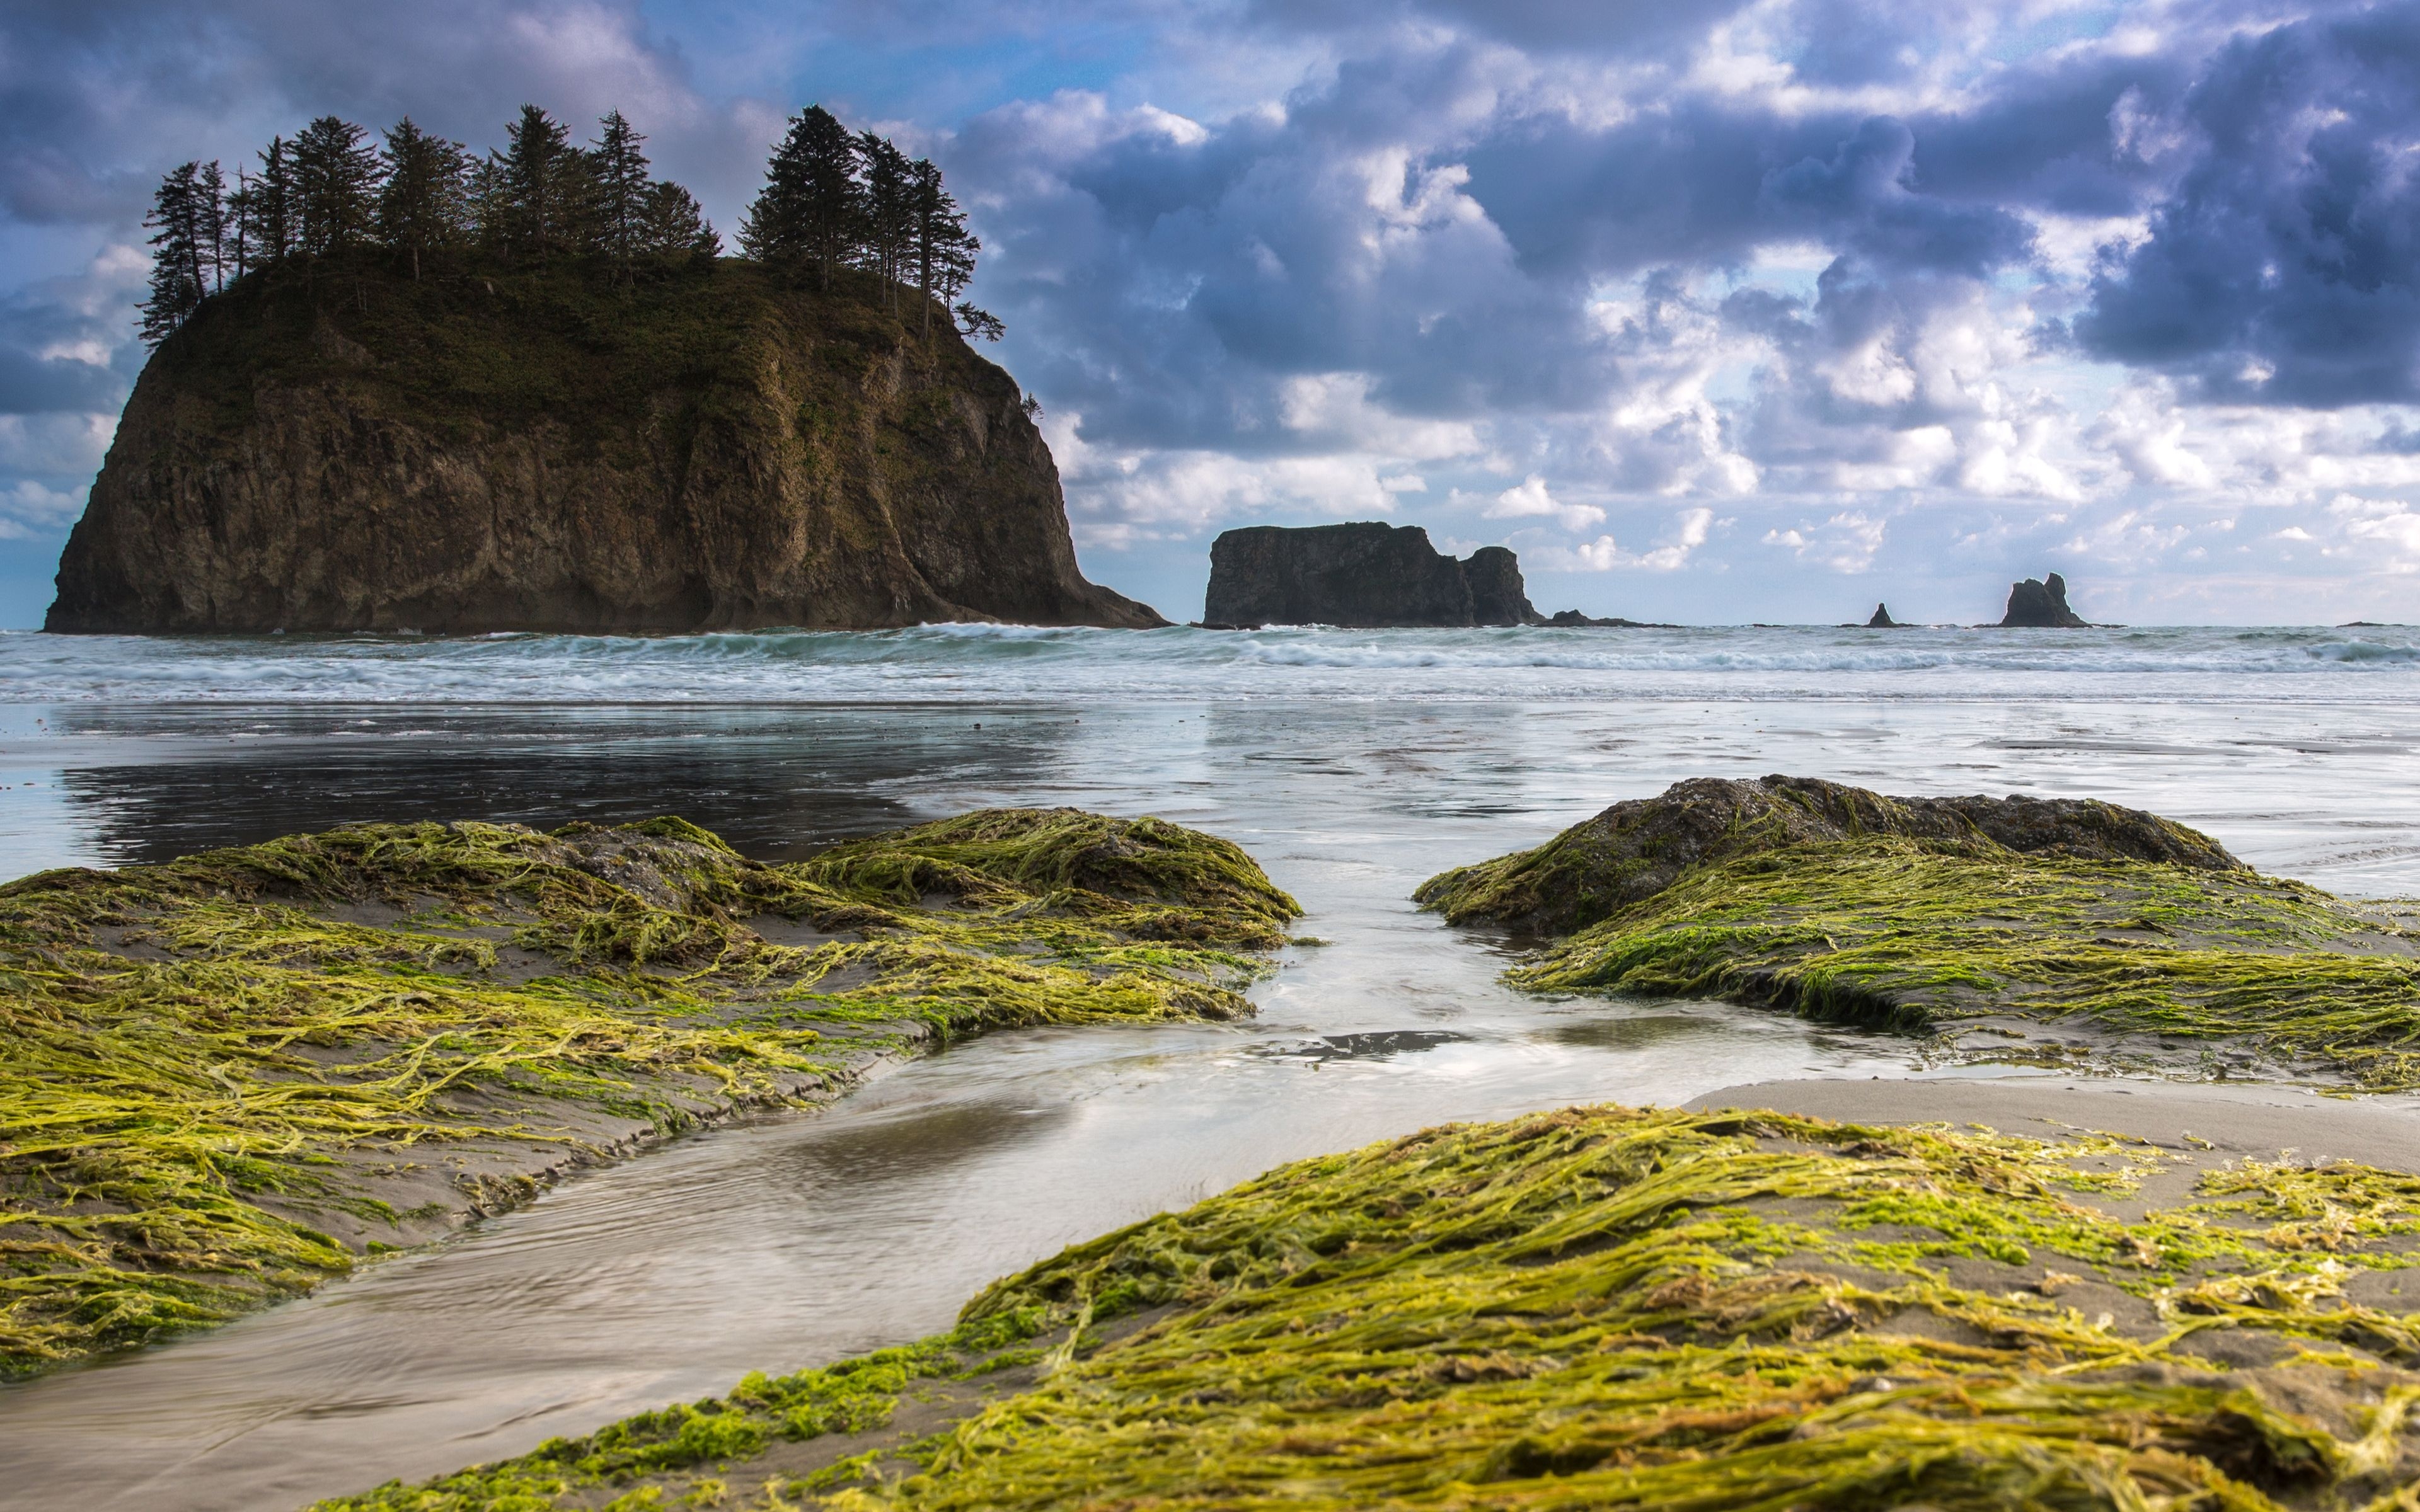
[316,1095,2420,1510]
[0,807,1298,1377]
[1420,774,2420,1087]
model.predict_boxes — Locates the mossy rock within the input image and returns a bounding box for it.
[0,808,1295,1377]
[1420,777,2420,1086]
[314,1102,2420,1511]
[1416,774,2244,939]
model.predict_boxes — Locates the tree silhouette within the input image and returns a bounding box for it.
[907,158,977,336]
[740,105,861,289]
[502,105,589,258]
[591,110,651,268]
[377,118,469,280]
[857,130,914,309]
[292,117,382,256]
[139,162,216,346]
[238,137,297,266]
[640,181,718,258]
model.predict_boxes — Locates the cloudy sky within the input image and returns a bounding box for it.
[5,0,2420,626]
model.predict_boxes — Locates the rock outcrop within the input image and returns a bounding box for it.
[47,257,1162,633]
[1417,773,2244,938]
[1998,573,2089,628]
[1202,523,1542,627]
[1867,603,1901,627]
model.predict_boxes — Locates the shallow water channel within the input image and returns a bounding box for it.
[3,690,2418,1509]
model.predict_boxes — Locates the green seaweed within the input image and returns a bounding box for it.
[313,1104,2420,1511]
[1418,778,2420,1085]
[0,808,1296,1376]
[1485,839,2420,1084]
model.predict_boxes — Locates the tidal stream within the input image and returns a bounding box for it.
[1,628,2417,1509]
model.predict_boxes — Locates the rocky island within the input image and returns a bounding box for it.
[45,256,1161,634]
[1201,522,1538,627]
[1201,522,1658,627]
[1998,571,2090,627]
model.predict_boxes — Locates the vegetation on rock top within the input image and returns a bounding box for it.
[0,807,1293,1377]
[1419,776,2420,1085]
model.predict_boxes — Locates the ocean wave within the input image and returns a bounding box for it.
[0,623,2413,705]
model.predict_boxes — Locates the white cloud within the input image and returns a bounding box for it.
[1534,507,1714,571]
[1763,509,1887,571]
[1483,474,1605,531]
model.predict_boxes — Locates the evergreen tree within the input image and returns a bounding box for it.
[224,169,256,281]
[139,162,212,346]
[640,181,719,258]
[592,110,650,266]
[740,105,861,288]
[194,159,228,293]
[378,117,470,279]
[501,104,591,257]
[467,151,512,250]
[857,130,914,307]
[240,136,297,265]
[906,158,978,336]
[292,116,382,255]
[954,302,1005,342]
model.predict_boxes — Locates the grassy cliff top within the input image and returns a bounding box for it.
[139,252,1011,461]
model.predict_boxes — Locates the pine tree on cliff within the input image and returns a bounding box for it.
[377,118,470,280]
[591,110,650,268]
[501,105,594,258]
[857,130,914,310]
[292,117,382,256]
[640,180,719,257]
[740,105,861,289]
[906,158,977,337]
[193,159,228,292]
[239,137,297,265]
[139,162,216,346]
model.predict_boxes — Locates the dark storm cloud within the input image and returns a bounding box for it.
[2079,6,2420,406]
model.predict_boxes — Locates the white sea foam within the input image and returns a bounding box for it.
[0,623,2412,705]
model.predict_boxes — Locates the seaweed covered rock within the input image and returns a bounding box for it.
[1202,523,1542,627]
[1998,571,2090,627]
[0,808,1293,1375]
[1417,774,2243,939]
[320,1103,2420,1512]
[45,256,1162,633]
[1421,777,2420,1085]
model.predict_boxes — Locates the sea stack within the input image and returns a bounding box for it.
[45,257,1162,634]
[1867,603,1901,627]
[1202,523,1543,627]
[1998,573,2089,628]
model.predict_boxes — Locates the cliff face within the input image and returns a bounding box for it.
[1203,523,1541,627]
[48,257,1162,633]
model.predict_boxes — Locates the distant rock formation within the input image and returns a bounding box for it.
[47,256,1162,634]
[1545,609,1669,628]
[1867,603,1902,628]
[1998,573,2089,628]
[1203,523,1543,627]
